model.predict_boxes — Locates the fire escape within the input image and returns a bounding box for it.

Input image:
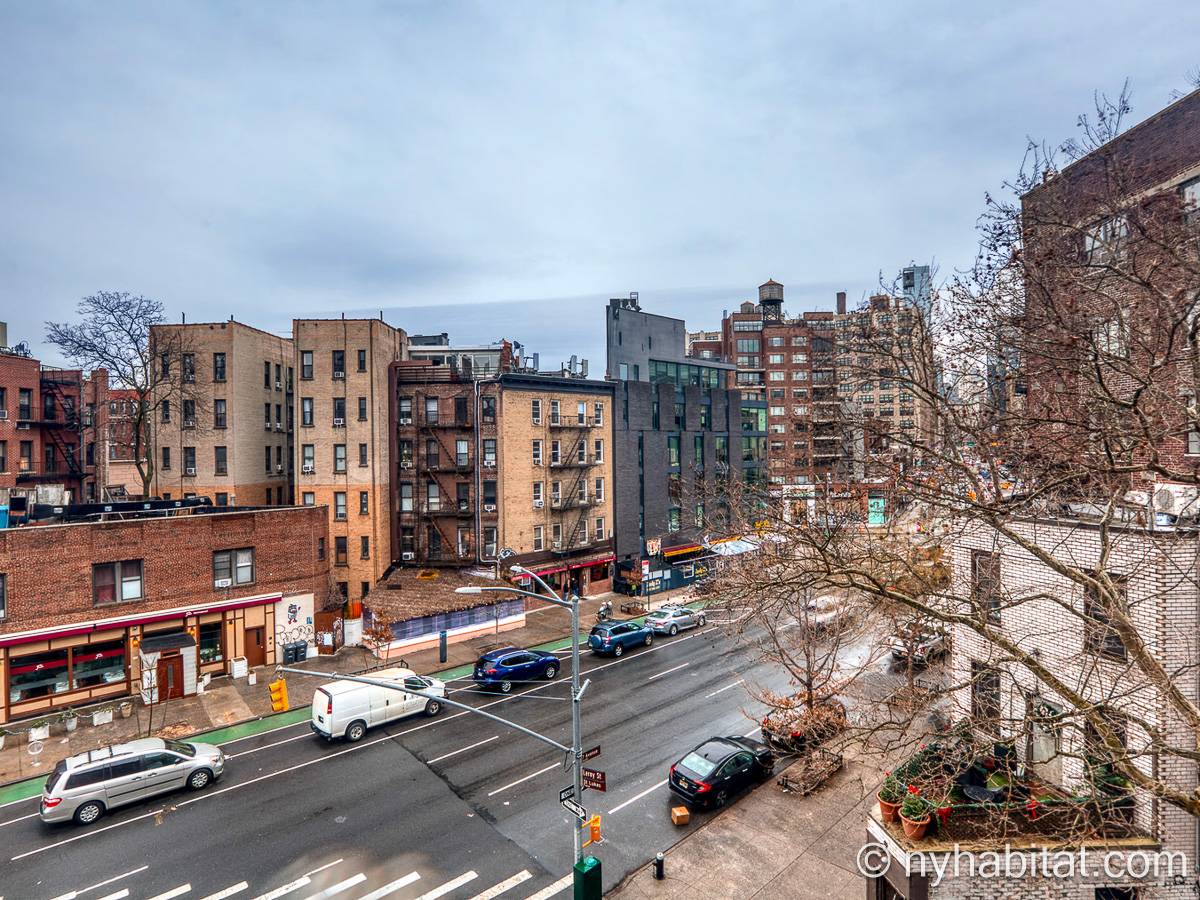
[548,409,599,553]
[36,368,85,489]
[414,381,476,565]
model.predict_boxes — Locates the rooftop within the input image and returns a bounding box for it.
[367,567,504,623]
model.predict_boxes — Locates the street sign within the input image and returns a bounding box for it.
[582,745,601,762]
[582,767,607,792]
[562,796,587,820]
[559,785,575,803]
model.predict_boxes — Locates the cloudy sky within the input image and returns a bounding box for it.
[2,2,1197,369]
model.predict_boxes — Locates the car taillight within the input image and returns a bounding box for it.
[603,637,611,643]
[42,796,62,808]
[326,696,333,716]
[695,782,712,793]
[669,765,676,777]
[485,668,498,675]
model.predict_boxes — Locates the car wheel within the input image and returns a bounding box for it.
[698,615,706,626]
[500,680,513,693]
[425,699,442,716]
[544,664,558,679]
[645,633,653,647]
[74,800,105,826]
[613,644,624,657]
[714,790,729,808]
[187,768,213,790]
[669,624,679,636]
[345,720,367,743]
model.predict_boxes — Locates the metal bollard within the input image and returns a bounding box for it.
[653,852,665,880]
[439,629,448,663]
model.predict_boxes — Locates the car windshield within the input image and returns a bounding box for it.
[164,740,196,757]
[679,751,718,778]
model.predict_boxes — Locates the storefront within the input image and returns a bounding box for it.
[0,591,313,725]
[528,552,615,599]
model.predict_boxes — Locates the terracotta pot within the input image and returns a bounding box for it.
[901,813,931,840]
[878,795,902,823]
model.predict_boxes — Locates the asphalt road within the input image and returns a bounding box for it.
[0,618,895,900]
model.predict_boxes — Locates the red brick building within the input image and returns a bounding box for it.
[0,504,330,724]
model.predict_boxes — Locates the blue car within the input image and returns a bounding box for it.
[473,647,560,693]
[588,620,653,656]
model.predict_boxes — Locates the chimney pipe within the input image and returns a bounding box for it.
[836,292,847,315]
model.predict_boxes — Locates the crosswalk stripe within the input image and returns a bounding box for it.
[523,874,573,900]
[94,891,129,900]
[199,883,249,900]
[298,873,365,900]
[353,872,420,900]
[147,885,191,900]
[250,876,310,900]
[487,762,559,797]
[466,870,532,900]
[415,871,478,900]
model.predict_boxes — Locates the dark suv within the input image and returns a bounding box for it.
[588,620,653,656]
[473,647,560,692]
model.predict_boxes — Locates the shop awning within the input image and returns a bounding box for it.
[706,538,759,557]
[139,631,197,653]
[662,543,702,558]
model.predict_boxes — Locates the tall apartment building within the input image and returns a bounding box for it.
[294,317,406,602]
[389,358,616,597]
[605,295,751,594]
[149,320,295,507]
[104,388,143,498]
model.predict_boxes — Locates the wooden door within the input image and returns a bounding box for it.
[156,655,185,701]
[245,627,266,668]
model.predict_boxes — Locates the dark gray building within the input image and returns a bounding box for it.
[605,295,754,595]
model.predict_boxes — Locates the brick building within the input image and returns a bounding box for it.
[0,504,330,724]
[149,320,295,507]
[104,388,144,499]
[294,317,407,602]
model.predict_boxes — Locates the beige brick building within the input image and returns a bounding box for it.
[150,321,294,506]
[293,318,406,601]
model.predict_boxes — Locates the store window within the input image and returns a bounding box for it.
[93,560,144,605]
[199,623,225,664]
[71,639,127,689]
[9,649,69,703]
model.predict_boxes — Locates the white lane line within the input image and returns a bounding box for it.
[647,662,689,681]
[217,718,310,746]
[523,874,573,900]
[704,679,745,698]
[466,870,531,900]
[415,872,477,900]
[49,867,150,900]
[226,732,311,759]
[250,877,310,900]
[0,811,40,828]
[427,735,499,765]
[198,883,249,900]
[95,892,129,900]
[298,873,365,900]
[354,871,420,900]
[608,778,668,814]
[302,860,343,878]
[147,886,191,900]
[487,762,560,797]
[0,794,38,810]
[12,629,706,861]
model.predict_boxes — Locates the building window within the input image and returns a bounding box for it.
[357,349,367,372]
[577,440,587,463]
[302,444,315,470]
[483,439,496,467]
[481,396,496,424]
[317,537,325,560]
[398,397,412,421]
[215,492,228,506]
[301,351,313,380]
[1084,572,1128,660]
[264,445,272,474]
[577,401,587,425]
[0,573,5,619]
[94,560,143,605]
[594,477,604,501]
[212,352,226,382]
[400,483,413,512]
[184,446,196,471]
[361,581,370,599]
[532,440,543,465]
[667,507,681,533]
[358,397,367,421]
[334,492,347,520]
[694,502,704,527]
[595,517,605,539]
[550,400,560,424]
[531,398,542,424]
[335,536,348,566]
[667,435,680,467]
[10,648,71,702]
[359,443,368,467]
[456,439,469,467]
[550,440,561,465]
[425,397,439,424]
[359,491,369,515]
[426,481,440,511]
[214,446,228,475]
[768,354,784,364]
[333,397,346,423]
[593,402,604,426]
[300,397,313,427]
[334,444,346,473]
[425,438,440,468]
[971,550,1001,623]
[970,661,1001,727]
[303,492,315,505]
[551,481,562,503]
[198,622,223,664]
[483,480,497,505]
[361,536,370,559]
[594,439,604,462]
[533,525,544,551]
[161,446,171,471]
[1084,214,1128,262]
[552,523,562,545]
[532,481,543,503]
[214,548,255,586]
[332,350,345,377]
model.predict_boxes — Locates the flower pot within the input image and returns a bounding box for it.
[92,708,114,726]
[901,813,932,840]
[0,733,6,751]
[29,724,50,742]
[118,701,134,718]
[936,806,952,829]
[64,716,78,733]
[877,795,902,823]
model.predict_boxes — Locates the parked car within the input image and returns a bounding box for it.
[668,735,775,808]
[311,667,445,742]
[889,628,950,666]
[761,697,847,754]
[645,605,706,636]
[473,647,560,692]
[588,619,653,656]
[41,737,224,826]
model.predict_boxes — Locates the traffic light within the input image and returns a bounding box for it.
[268,678,289,712]
[582,814,601,847]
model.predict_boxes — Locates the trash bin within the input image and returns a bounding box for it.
[292,640,308,662]
[282,641,308,664]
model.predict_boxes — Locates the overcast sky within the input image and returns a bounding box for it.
[2,2,1198,370]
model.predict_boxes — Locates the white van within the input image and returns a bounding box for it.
[310,667,446,742]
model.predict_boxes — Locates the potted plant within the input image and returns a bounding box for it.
[92,705,114,726]
[0,728,9,751]
[118,700,134,719]
[877,774,904,823]
[62,708,79,732]
[28,719,50,742]
[934,795,953,831]
[900,793,932,840]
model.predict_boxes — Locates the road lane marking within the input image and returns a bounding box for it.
[298,873,365,899]
[250,877,310,900]
[11,807,166,861]
[466,870,531,900]
[523,874,573,900]
[49,867,150,900]
[147,886,191,900]
[427,735,499,764]
[415,872,477,900]
[226,733,311,759]
[303,859,344,878]
[647,662,689,681]
[95,892,129,900]
[354,872,420,900]
[608,778,668,814]
[487,762,559,796]
[704,679,744,698]
[0,811,40,828]
[198,883,248,900]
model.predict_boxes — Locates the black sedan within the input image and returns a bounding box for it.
[668,736,776,808]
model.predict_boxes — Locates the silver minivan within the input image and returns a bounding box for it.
[40,738,225,826]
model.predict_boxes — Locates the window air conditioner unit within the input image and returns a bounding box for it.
[214,577,232,588]
[184,419,196,428]
[265,422,273,430]
[533,499,544,508]
[399,417,412,425]
[183,374,195,383]
[579,537,588,545]
[483,461,495,468]
[185,467,196,476]
[333,371,345,379]
[333,418,345,427]
[274,424,283,432]
[275,381,283,390]
[400,461,412,469]
[532,417,542,425]
[275,464,283,473]
[484,504,496,512]
[401,552,415,561]
[16,422,30,430]
[301,463,314,474]
[533,459,543,467]
[0,410,7,420]
[553,541,562,549]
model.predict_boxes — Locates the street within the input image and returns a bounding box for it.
[0,619,830,900]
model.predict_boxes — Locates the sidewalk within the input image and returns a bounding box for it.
[613,745,884,900]
[0,586,698,789]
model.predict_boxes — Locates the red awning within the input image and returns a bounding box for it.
[531,565,569,577]
[568,554,615,571]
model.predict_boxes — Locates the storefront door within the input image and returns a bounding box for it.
[156,655,185,701]
[245,627,266,668]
